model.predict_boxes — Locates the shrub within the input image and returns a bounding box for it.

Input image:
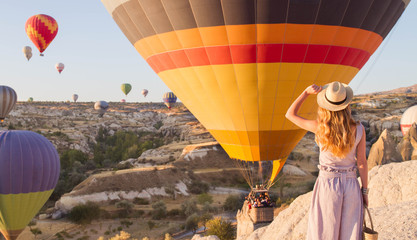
[133,197,149,205]
[206,217,235,240]
[185,213,199,232]
[151,201,167,220]
[188,180,209,194]
[68,202,101,224]
[181,199,199,217]
[223,195,244,212]
[147,221,156,230]
[197,193,213,205]
[167,208,181,217]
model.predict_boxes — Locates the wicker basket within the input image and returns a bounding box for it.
[363,206,378,240]
[249,207,274,223]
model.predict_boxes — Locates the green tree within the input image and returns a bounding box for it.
[60,149,88,170]
[185,213,200,232]
[181,199,198,217]
[223,195,244,212]
[68,202,101,225]
[206,217,235,240]
[197,193,213,205]
[151,201,167,220]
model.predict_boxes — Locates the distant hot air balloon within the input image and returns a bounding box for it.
[401,105,417,136]
[0,130,60,240]
[0,86,17,122]
[72,94,78,103]
[141,89,148,97]
[94,101,109,117]
[121,83,132,96]
[25,14,58,56]
[120,99,126,103]
[102,0,410,189]
[163,92,177,109]
[27,97,33,103]
[55,63,64,74]
[22,46,32,61]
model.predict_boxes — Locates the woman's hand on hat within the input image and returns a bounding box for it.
[305,84,322,95]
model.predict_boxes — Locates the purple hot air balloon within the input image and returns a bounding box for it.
[0,130,60,240]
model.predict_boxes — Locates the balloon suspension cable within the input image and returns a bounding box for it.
[232,159,254,189]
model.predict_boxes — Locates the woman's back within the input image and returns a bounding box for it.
[318,123,363,168]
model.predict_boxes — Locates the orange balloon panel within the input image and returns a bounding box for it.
[101,0,409,166]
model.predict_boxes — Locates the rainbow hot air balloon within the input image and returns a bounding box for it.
[0,86,17,123]
[22,46,32,61]
[72,94,79,103]
[163,92,177,109]
[141,89,149,97]
[101,0,410,189]
[0,130,60,240]
[56,63,65,74]
[121,83,132,96]
[94,101,109,117]
[401,105,417,136]
[25,14,58,56]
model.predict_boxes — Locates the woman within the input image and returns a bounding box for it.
[285,81,368,240]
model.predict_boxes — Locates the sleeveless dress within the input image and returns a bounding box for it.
[307,123,364,240]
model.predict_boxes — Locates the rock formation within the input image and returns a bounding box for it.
[191,235,220,240]
[238,160,417,240]
[367,129,402,170]
[397,123,417,161]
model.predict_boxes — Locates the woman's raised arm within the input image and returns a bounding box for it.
[285,84,322,133]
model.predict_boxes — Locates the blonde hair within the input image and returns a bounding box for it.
[315,106,358,158]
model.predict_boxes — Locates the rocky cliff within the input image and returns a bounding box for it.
[238,160,417,240]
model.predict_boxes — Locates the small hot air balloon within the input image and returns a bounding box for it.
[121,83,132,96]
[27,97,33,103]
[120,99,126,103]
[25,14,58,56]
[94,101,109,117]
[55,63,64,74]
[401,105,417,136]
[72,94,78,103]
[141,89,148,97]
[163,92,177,109]
[0,86,17,123]
[22,46,32,61]
[0,130,60,240]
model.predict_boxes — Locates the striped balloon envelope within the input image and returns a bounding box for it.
[25,14,58,56]
[101,0,410,189]
[163,92,177,109]
[0,131,60,240]
[0,86,17,122]
[400,105,417,136]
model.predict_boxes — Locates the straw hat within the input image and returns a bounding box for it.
[317,81,353,111]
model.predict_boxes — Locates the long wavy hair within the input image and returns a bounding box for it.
[315,106,358,158]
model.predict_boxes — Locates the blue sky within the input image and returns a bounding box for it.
[0,1,416,102]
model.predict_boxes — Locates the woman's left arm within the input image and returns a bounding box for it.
[357,125,369,206]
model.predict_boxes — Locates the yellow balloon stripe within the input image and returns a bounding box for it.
[135,24,382,59]
[0,190,53,231]
[37,15,58,33]
[25,26,48,51]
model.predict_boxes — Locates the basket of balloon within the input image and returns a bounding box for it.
[250,207,274,223]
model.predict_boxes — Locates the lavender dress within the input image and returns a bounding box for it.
[307,124,364,240]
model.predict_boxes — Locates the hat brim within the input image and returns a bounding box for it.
[317,83,353,111]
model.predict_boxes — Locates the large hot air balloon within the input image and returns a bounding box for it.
[401,105,417,135]
[56,63,65,74]
[25,14,58,56]
[121,83,132,96]
[27,97,33,103]
[101,0,410,189]
[22,46,32,61]
[0,86,17,123]
[141,89,149,97]
[163,92,177,109]
[94,101,109,117]
[72,94,79,103]
[0,130,60,240]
